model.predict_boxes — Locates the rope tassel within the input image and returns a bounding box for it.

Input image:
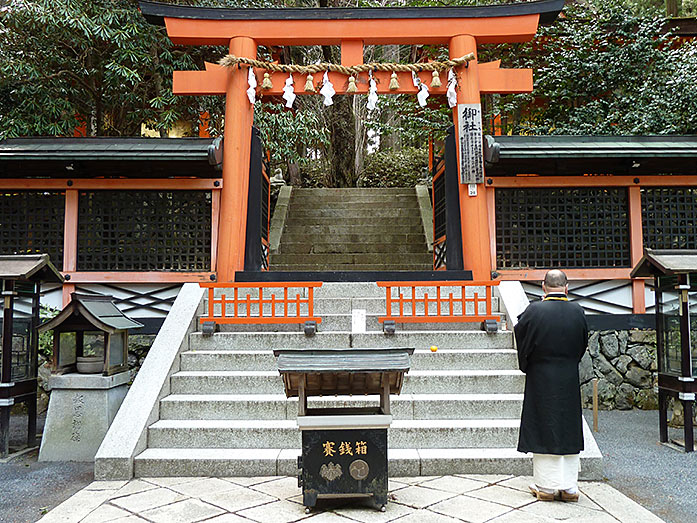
[389,72,399,90]
[430,70,442,88]
[304,74,315,92]
[347,76,358,93]
[261,72,272,90]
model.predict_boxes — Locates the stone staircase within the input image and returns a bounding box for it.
[271,188,432,271]
[132,282,602,478]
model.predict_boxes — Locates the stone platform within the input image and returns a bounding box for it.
[39,474,665,523]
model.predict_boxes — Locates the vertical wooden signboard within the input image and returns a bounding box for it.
[457,103,484,185]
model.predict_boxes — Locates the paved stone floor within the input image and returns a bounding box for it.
[38,474,664,523]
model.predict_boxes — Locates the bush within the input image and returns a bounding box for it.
[38,304,60,361]
[298,159,331,188]
[358,147,429,188]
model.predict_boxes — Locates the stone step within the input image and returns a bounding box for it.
[169,370,524,395]
[278,243,428,255]
[209,318,503,332]
[159,393,523,421]
[270,264,433,271]
[180,349,518,372]
[269,253,433,265]
[313,282,386,298]
[146,418,520,449]
[202,296,501,316]
[189,331,513,351]
[282,224,425,235]
[288,200,420,210]
[290,198,419,208]
[134,446,602,479]
[291,191,418,201]
[291,188,416,196]
[284,217,424,227]
[279,234,427,246]
[287,208,422,219]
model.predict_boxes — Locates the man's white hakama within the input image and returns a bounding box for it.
[533,453,580,492]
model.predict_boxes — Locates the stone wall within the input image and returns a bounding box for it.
[580,329,658,410]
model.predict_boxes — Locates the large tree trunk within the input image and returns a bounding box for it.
[326,94,357,187]
[320,0,357,187]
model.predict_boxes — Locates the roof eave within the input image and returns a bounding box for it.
[139,0,564,26]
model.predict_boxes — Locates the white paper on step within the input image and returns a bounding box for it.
[351,309,367,333]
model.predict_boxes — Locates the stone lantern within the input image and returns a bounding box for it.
[631,249,697,452]
[38,293,142,461]
[0,254,63,458]
[40,293,143,376]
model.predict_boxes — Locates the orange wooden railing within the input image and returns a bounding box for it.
[200,282,323,324]
[377,280,500,324]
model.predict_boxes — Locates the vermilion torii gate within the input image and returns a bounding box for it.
[140,0,563,282]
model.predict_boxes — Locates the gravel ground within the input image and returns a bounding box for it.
[584,408,697,523]
[0,412,93,523]
[1,409,694,523]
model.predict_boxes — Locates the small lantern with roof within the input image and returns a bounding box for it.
[0,254,63,458]
[631,249,697,452]
[39,293,143,376]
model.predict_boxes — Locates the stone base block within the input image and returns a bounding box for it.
[39,372,130,462]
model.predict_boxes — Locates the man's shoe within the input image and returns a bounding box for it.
[557,490,579,502]
[528,485,555,501]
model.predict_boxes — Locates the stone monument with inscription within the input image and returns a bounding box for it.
[39,372,130,461]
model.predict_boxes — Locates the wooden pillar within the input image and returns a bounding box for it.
[63,189,78,305]
[628,186,646,313]
[1,281,14,458]
[0,406,9,458]
[218,36,257,282]
[450,35,492,281]
[340,40,364,66]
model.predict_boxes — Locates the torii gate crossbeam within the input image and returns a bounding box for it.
[140,0,564,281]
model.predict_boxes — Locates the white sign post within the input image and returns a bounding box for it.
[457,103,484,186]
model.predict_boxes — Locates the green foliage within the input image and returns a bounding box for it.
[366,95,452,148]
[486,0,697,135]
[358,147,428,187]
[0,0,218,138]
[253,100,330,172]
[38,304,60,361]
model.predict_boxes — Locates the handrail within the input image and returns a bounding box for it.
[200,282,323,324]
[376,280,500,324]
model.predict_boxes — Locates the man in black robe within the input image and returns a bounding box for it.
[514,269,588,502]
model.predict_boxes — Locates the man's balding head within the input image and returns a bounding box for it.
[543,269,568,294]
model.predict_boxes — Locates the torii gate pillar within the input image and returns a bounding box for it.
[450,34,491,280]
[219,37,257,282]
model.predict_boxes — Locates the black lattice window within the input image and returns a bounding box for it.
[77,191,211,271]
[495,188,630,269]
[0,191,65,270]
[642,188,697,250]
